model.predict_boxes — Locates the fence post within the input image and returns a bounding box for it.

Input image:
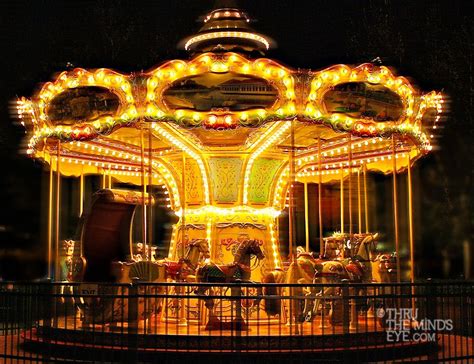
[341,279,350,334]
[128,279,139,330]
[349,285,358,332]
[425,278,438,361]
[126,279,139,364]
[425,278,437,321]
[38,279,54,361]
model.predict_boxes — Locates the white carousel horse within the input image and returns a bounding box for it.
[303,233,379,322]
[262,247,315,319]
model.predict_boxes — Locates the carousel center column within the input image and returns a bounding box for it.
[167,150,285,280]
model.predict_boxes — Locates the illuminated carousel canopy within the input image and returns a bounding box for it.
[16,55,443,182]
[13,2,445,273]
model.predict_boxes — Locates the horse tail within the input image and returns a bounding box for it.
[262,272,281,316]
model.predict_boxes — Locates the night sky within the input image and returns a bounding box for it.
[0,0,472,279]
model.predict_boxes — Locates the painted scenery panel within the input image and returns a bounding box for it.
[163,72,278,111]
[47,86,121,125]
[323,82,403,121]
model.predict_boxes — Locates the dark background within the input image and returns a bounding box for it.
[0,0,472,279]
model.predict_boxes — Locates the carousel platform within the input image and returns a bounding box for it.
[19,316,440,363]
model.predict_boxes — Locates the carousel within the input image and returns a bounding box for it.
[14,3,444,358]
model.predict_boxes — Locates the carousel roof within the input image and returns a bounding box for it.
[14,3,444,205]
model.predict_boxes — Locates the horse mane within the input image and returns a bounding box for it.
[233,239,250,263]
[184,238,210,261]
[354,234,377,261]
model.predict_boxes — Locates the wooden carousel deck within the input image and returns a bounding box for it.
[34,316,385,336]
[37,314,384,336]
[19,314,437,358]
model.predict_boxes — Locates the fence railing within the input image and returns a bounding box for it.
[0,280,472,363]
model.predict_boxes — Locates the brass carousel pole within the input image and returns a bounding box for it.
[101,170,106,189]
[392,135,401,282]
[148,125,153,261]
[288,118,299,334]
[347,136,356,332]
[357,168,362,234]
[179,150,188,327]
[288,119,296,260]
[181,152,186,259]
[340,164,344,257]
[147,126,154,333]
[407,154,415,309]
[363,163,369,233]
[140,122,147,259]
[47,158,53,279]
[304,182,309,252]
[318,138,323,256]
[340,165,344,229]
[79,169,84,217]
[348,136,353,247]
[55,142,61,280]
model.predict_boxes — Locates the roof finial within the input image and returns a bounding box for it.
[179,2,275,55]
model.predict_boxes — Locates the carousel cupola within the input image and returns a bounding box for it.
[179,0,275,55]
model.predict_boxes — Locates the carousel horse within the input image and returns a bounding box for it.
[148,239,211,319]
[262,245,319,317]
[82,239,210,325]
[114,238,210,283]
[262,249,315,321]
[322,233,350,260]
[315,233,379,283]
[195,239,265,330]
[284,260,315,326]
[295,246,322,278]
[157,238,211,282]
[296,232,367,268]
[302,233,379,322]
[372,252,397,283]
[367,252,398,323]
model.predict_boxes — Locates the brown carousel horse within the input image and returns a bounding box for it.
[195,239,265,330]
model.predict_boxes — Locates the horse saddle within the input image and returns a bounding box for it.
[218,263,239,277]
[164,261,182,279]
[217,263,250,280]
[345,261,365,278]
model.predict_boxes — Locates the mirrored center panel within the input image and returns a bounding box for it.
[163,72,278,112]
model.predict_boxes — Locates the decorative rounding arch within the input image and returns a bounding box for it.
[303,64,443,151]
[18,60,443,155]
[26,68,136,151]
[150,157,182,210]
[150,122,211,205]
[271,162,290,210]
[145,52,297,129]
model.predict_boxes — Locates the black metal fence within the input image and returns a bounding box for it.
[0,280,472,363]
